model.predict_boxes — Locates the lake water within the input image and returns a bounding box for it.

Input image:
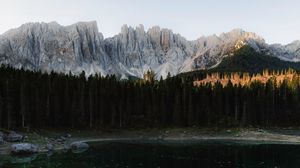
[1,140,300,168]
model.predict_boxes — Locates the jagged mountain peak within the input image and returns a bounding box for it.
[0,21,108,75]
[0,21,299,79]
[70,20,98,27]
[180,29,267,73]
[221,28,248,37]
[194,28,265,49]
[2,21,101,39]
[221,28,264,43]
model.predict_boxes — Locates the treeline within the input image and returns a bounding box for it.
[0,66,300,129]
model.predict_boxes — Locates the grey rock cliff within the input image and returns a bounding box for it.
[0,21,111,76]
[0,21,298,78]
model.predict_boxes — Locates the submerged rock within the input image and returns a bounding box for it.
[11,143,38,155]
[63,144,70,153]
[0,132,3,144]
[65,134,72,138]
[70,142,89,153]
[46,143,54,151]
[60,136,67,141]
[4,131,23,142]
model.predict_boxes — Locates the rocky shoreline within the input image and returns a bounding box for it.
[1,128,300,156]
[0,130,90,156]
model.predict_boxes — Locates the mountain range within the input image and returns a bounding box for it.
[0,21,300,79]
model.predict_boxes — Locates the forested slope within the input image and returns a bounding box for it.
[0,65,300,129]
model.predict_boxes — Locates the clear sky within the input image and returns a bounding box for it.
[0,0,299,44]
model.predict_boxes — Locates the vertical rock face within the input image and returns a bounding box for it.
[0,21,299,79]
[0,21,110,76]
[104,24,193,78]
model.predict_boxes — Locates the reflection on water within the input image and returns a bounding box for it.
[1,140,300,168]
[10,154,37,164]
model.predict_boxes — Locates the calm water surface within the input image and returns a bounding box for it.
[1,140,300,168]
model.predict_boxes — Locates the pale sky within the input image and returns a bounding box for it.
[0,0,299,44]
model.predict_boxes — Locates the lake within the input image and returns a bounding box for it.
[1,140,300,168]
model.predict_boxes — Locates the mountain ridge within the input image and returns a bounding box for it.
[0,21,299,79]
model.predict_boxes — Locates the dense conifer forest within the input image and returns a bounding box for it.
[0,64,300,129]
